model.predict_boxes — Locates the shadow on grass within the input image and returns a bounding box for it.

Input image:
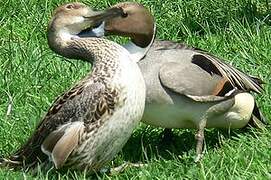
[3,125,267,179]
[120,125,266,164]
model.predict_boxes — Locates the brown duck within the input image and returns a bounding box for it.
[0,2,146,171]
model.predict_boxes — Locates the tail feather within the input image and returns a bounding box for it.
[0,137,48,170]
[247,102,268,129]
[0,156,23,170]
[249,76,265,85]
[0,153,46,170]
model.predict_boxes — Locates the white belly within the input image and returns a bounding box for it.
[142,93,255,129]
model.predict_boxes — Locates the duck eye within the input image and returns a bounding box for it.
[66,4,74,10]
[122,12,128,18]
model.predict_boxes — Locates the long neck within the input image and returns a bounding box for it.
[123,23,156,62]
[49,35,122,80]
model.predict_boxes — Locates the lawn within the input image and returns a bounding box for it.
[0,0,270,179]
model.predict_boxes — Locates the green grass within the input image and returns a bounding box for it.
[0,0,270,179]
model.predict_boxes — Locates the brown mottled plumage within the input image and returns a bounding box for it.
[1,2,145,171]
[103,2,267,162]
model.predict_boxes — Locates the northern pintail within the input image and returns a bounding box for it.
[101,2,266,161]
[0,2,146,171]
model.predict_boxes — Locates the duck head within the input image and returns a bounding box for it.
[47,2,124,57]
[104,2,155,48]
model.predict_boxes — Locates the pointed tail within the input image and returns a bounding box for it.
[247,102,268,129]
[0,156,23,169]
[0,135,48,170]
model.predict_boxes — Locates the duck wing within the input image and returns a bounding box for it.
[157,40,264,95]
[158,50,266,125]
[159,61,232,102]
[1,80,122,169]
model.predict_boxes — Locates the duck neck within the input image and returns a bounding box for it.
[48,35,121,80]
[123,23,156,62]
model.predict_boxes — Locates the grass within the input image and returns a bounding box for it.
[0,0,270,179]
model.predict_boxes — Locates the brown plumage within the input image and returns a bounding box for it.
[1,2,146,171]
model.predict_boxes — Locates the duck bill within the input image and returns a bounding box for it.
[79,7,124,38]
[84,7,124,23]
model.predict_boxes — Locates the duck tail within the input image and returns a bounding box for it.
[248,102,268,129]
[0,138,47,170]
[0,156,23,169]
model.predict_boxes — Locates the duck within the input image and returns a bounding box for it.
[0,2,146,171]
[100,2,267,161]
